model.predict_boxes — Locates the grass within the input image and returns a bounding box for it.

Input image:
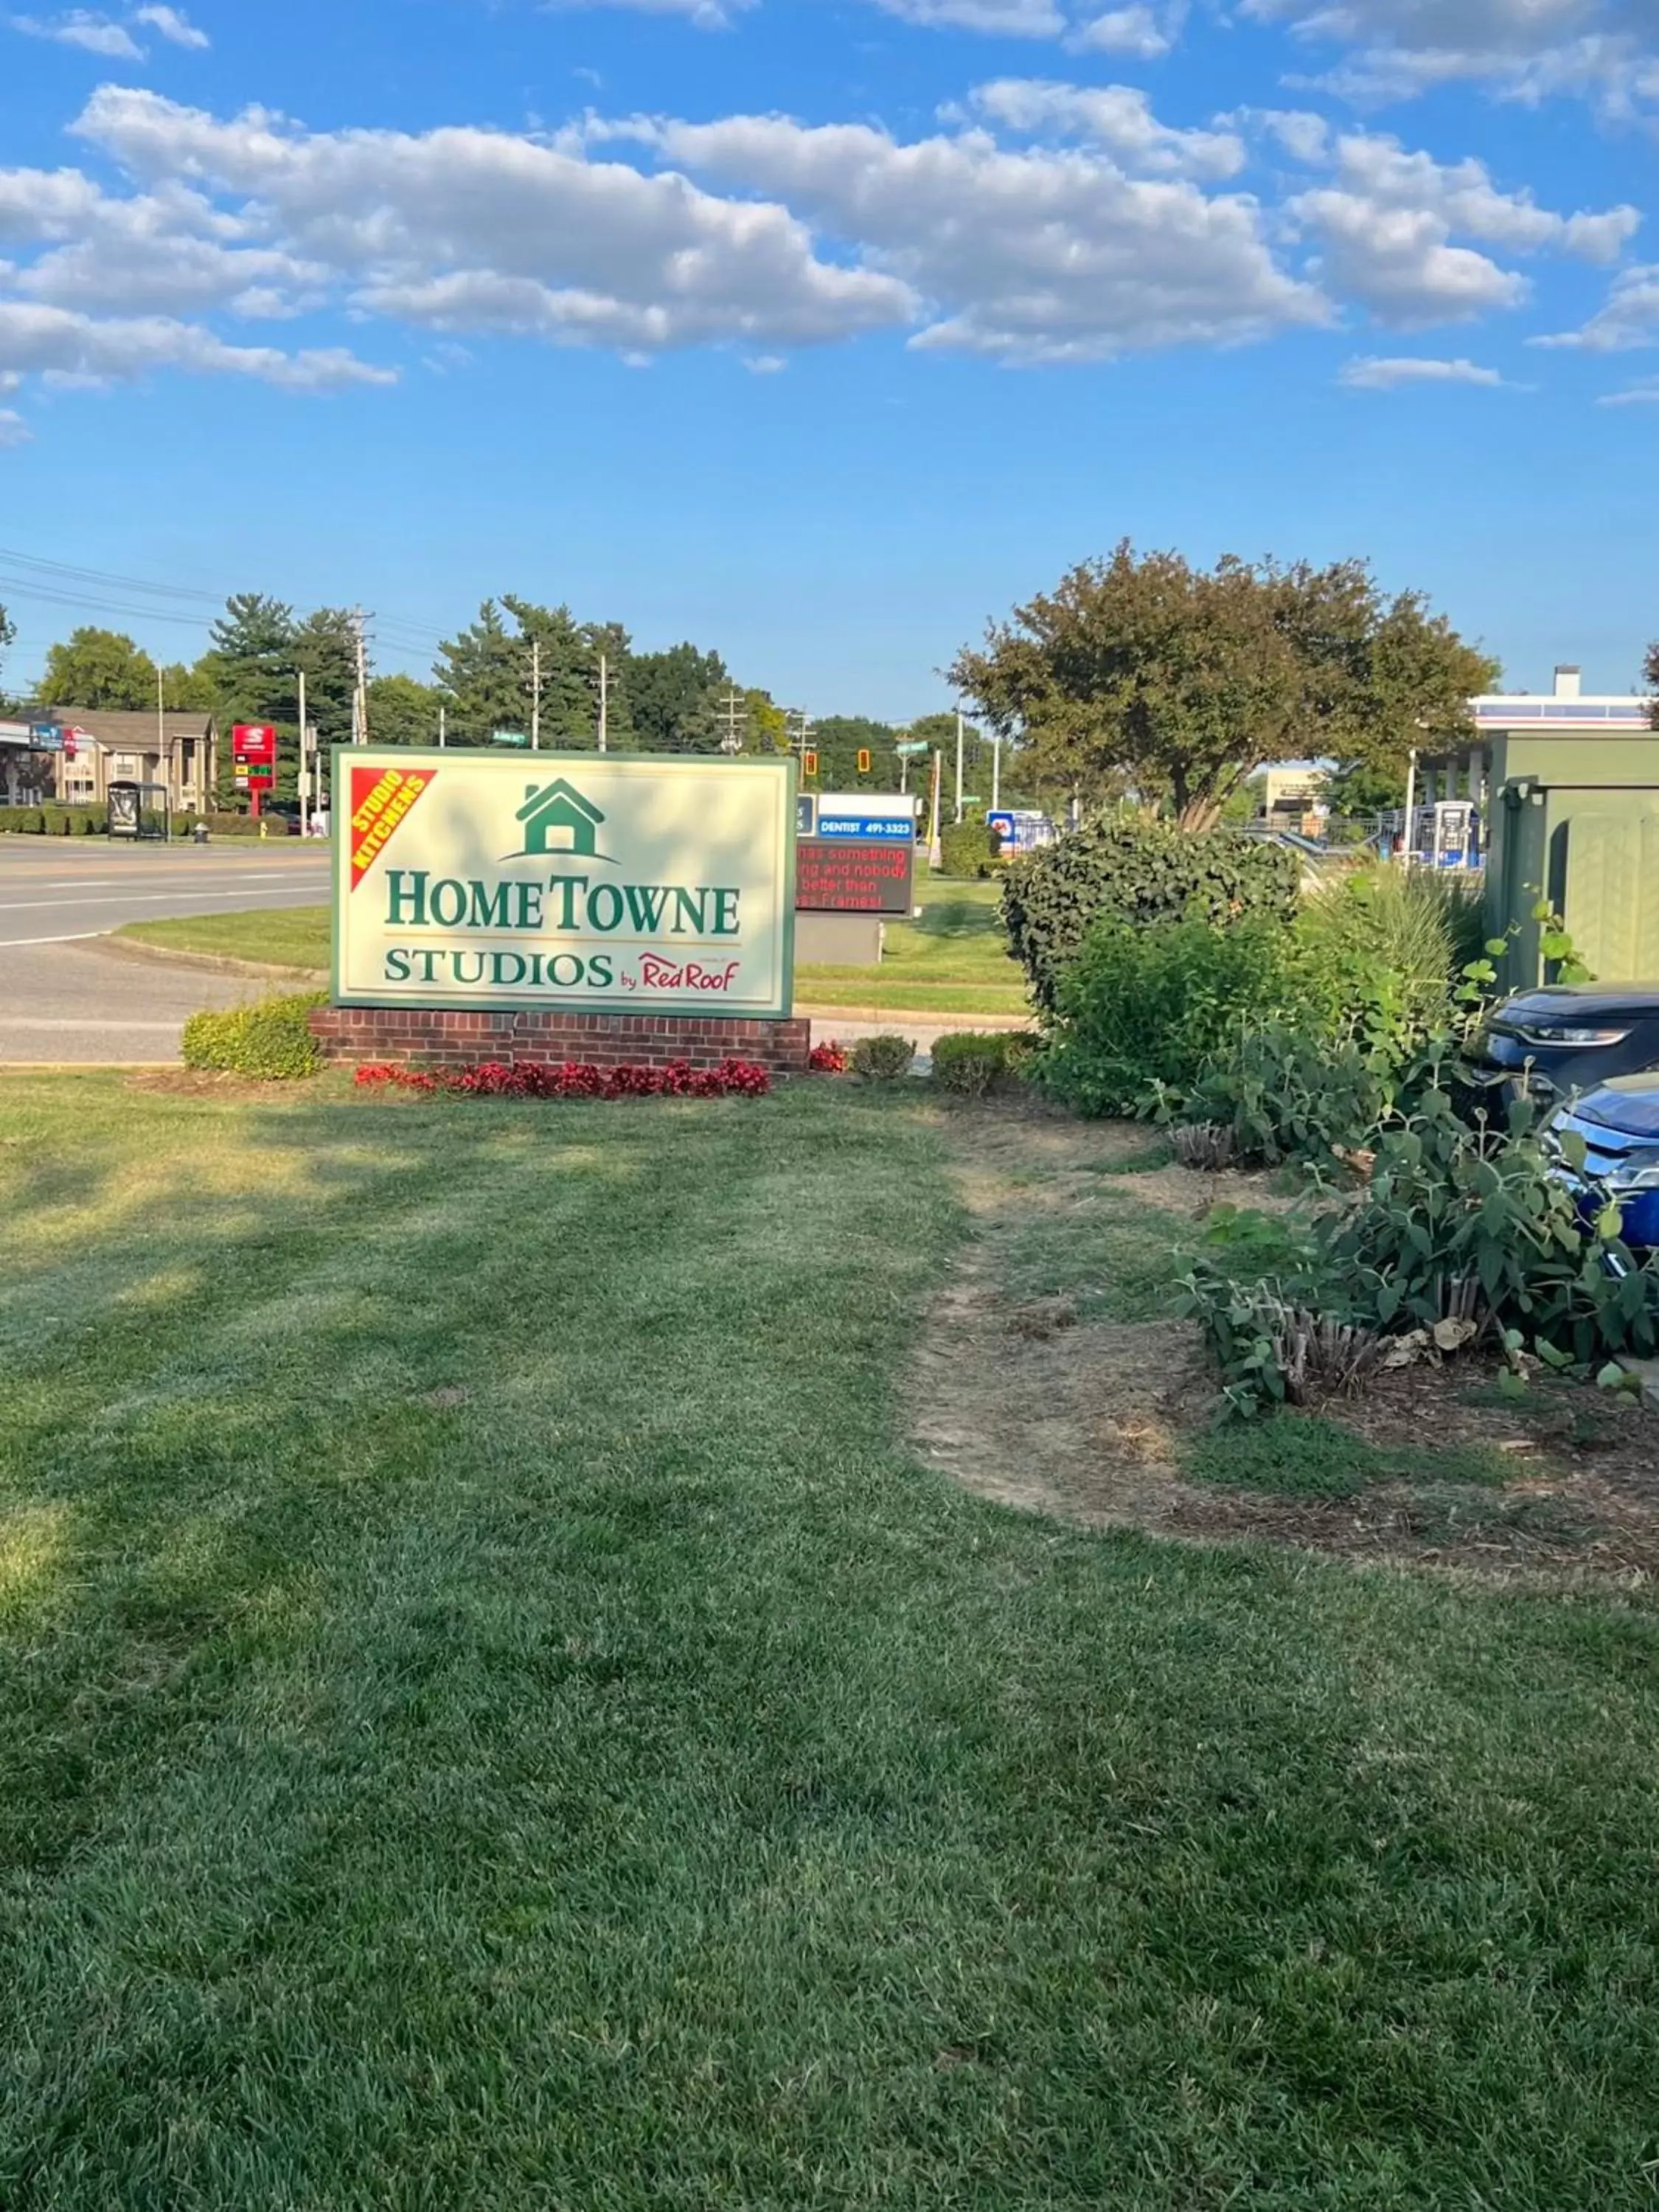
[1000,1184,1183,1321]
[5,1075,1659,2205]
[1184,1413,1517,1500]
[117,872,1033,1018]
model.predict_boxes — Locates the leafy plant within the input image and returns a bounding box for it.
[1177,1093,1659,1416]
[1153,1021,1388,1171]
[355,1059,773,1099]
[999,811,1300,1016]
[1041,916,1302,1118]
[937,813,1002,880]
[849,1034,917,1082]
[182,991,327,1079]
[931,1029,1034,1099]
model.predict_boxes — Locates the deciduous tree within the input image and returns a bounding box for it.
[952,542,1495,831]
[628,643,728,752]
[40,626,159,711]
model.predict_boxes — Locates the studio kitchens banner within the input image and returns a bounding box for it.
[333,749,797,1019]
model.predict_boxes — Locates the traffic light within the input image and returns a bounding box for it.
[857,749,872,776]
[804,749,818,777]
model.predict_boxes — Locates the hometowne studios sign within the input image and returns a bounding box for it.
[334,749,797,1019]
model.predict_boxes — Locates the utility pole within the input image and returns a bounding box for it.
[955,708,965,825]
[156,663,169,815]
[531,639,542,752]
[717,685,745,756]
[297,668,309,839]
[928,747,944,870]
[350,608,370,745]
[598,653,609,754]
[992,730,1002,813]
[438,704,446,750]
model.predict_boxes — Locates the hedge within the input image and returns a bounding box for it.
[931,1029,1035,1098]
[936,814,1003,880]
[182,991,327,1079]
[1000,812,1302,1016]
[0,804,105,835]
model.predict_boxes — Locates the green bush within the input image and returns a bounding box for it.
[1040,917,1301,1118]
[1001,812,1301,1016]
[931,1029,1034,1098]
[182,991,327,1079]
[1177,1091,1659,1416]
[0,806,45,834]
[849,1034,917,1082]
[1153,1020,1391,1171]
[1296,867,1483,1050]
[937,814,1002,880]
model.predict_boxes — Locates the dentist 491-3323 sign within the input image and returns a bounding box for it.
[333,748,797,1020]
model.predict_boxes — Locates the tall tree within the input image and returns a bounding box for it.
[812,715,901,790]
[210,594,297,729]
[39,627,159,711]
[366,672,441,748]
[628,642,728,752]
[0,600,15,712]
[434,601,526,745]
[952,543,1495,831]
[293,608,359,748]
[1645,639,1658,729]
[161,660,218,713]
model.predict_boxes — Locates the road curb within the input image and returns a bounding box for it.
[96,936,325,985]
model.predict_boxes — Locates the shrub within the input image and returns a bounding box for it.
[931,1029,1034,1099]
[937,813,1002,880]
[1156,1020,1391,1171]
[182,990,327,1079]
[0,806,45,834]
[355,1058,772,1100]
[810,1041,849,1074]
[1177,1091,1659,1416]
[1001,811,1301,1016]
[1040,916,1301,1118]
[849,1034,917,1082]
[1296,867,1483,1051]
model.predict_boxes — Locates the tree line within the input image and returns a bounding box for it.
[7,543,1613,826]
[0,591,1004,807]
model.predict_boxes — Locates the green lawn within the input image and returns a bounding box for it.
[117,872,1033,1018]
[4,1075,1659,2206]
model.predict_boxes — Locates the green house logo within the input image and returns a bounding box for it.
[514,778,608,861]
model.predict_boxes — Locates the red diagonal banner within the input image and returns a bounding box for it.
[350,765,436,888]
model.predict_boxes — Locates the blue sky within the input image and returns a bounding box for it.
[1,0,1655,718]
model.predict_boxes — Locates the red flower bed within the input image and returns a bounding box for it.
[810,1040,849,1074]
[353,1058,772,1100]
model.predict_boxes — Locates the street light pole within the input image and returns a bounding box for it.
[955,709,965,825]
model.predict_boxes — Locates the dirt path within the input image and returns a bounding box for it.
[911,1102,1659,1582]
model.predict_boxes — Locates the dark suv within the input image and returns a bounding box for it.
[1472,985,1659,1102]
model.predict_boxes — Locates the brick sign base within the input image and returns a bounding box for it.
[310,1004,813,1077]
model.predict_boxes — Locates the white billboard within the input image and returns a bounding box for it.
[333,749,797,1019]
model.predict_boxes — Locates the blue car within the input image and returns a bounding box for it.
[1549,1077,1659,1252]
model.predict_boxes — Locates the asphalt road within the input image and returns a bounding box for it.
[0,836,992,1066]
[0,838,330,1064]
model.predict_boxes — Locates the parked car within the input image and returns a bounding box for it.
[1546,1076,1659,1252]
[1470,984,1659,1102]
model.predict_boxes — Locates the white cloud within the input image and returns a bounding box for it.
[1242,0,1657,115]
[745,352,786,372]
[1070,5,1172,53]
[10,9,142,56]
[966,78,1245,176]
[1534,263,1659,349]
[72,88,918,349]
[132,3,207,46]
[0,406,30,444]
[543,0,755,22]
[1338,352,1506,386]
[1599,378,1659,403]
[1284,128,1638,325]
[614,110,1326,360]
[0,300,393,387]
[870,0,1067,29]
